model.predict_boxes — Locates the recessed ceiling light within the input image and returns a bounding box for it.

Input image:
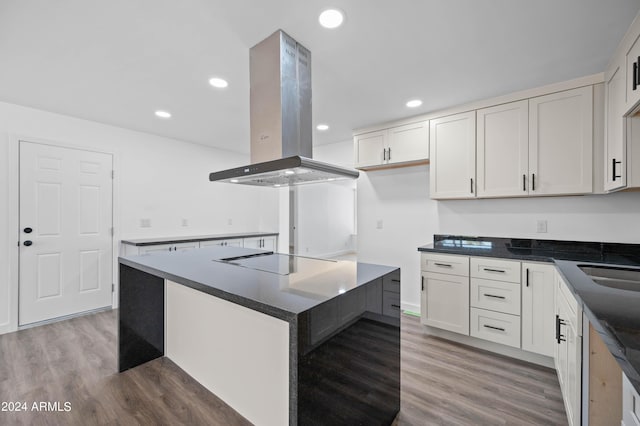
[406,99,423,108]
[319,9,344,29]
[209,77,229,88]
[316,124,329,131]
[285,170,295,175]
[230,179,239,183]
[155,110,171,119]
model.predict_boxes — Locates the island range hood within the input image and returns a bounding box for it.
[209,30,359,187]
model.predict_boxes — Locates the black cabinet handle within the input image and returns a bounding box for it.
[532,173,536,191]
[483,294,505,300]
[23,240,33,246]
[612,158,622,181]
[483,324,505,332]
[470,178,474,194]
[526,268,530,287]
[421,276,424,291]
[382,148,386,161]
[434,263,452,268]
[24,227,33,234]
[388,147,391,161]
[391,279,400,283]
[555,315,567,344]
[523,174,526,191]
[391,304,400,309]
[483,268,505,273]
[635,62,639,91]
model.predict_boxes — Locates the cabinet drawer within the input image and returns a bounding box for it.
[470,278,521,316]
[421,253,469,276]
[382,272,400,293]
[470,308,521,348]
[382,291,401,318]
[470,257,521,283]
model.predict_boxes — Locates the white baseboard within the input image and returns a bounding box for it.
[401,302,420,314]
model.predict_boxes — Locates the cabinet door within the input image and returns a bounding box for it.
[605,60,627,191]
[420,271,469,335]
[200,238,243,248]
[521,262,555,357]
[243,236,276,250]
[354,130,386,168]
[138,243,174,254]
[386,121,429,165]
[261,236,277,251]
[429,111,477,199]
[529,86,593,196]
[626,33,640,111]
[622,373,640,426]
[173,242,199,252]
[243,237,261,249]
[477,100,529,197]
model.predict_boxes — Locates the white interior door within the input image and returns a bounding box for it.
[19,141,113,326]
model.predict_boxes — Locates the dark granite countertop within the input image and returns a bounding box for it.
[418,234,640,394]
[119,246,398,322]
[121,232,279,246]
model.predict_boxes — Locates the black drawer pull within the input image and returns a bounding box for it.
[434,263,452,268]
[391,279,400,283]
[483,294,505,299]
[555,315,567,344]
[391,304,401,309]
[483,324,505,332]
[483,268,505,273]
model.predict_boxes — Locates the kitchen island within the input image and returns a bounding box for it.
[118,246,400,426]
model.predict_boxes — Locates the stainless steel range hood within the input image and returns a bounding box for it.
[209,30,359,187]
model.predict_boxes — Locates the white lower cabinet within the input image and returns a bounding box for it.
[138,241,199,255]
[622,373,640,426]
[521,262,556,357]
[199,238,243,248]
[421,270,470,335]
[470,308,521,348]
[555,272,582,426]
[244,236,277,251]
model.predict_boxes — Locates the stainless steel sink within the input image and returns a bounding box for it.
[579,265,640,292]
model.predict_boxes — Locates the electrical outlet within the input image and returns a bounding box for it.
[536,220,548,233]
[181,218,188,227]
[376,220,383,229]
[140,218,151,228]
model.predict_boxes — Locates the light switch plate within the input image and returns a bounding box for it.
[140,218,151,228]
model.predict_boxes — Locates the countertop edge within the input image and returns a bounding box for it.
[121,232,279,246]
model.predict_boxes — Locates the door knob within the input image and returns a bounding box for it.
[24,227,33,233]
[23,240,33,246]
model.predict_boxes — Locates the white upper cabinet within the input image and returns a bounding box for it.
[386,121,429,165]
[430,111,477,199]
[354,121,428,169]
[626,32,640,111]
[354,130,386,168]
[605,59,627,191]
[529,86,593,196]
[477,100,529,197]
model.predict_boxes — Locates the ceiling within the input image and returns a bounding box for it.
[1,1,639,155]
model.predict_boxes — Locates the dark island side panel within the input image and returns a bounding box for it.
[119,264,165,372]
[296,270,401,425]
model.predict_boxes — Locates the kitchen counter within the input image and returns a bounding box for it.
[118,247,400,425]
[121,231,279,246]
[418,234,640,394]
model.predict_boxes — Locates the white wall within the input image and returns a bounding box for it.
[293,141,356,257]
[0,101,279,333]
[336,140,640,313]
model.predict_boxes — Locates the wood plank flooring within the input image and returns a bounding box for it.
[0,310,567,425]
